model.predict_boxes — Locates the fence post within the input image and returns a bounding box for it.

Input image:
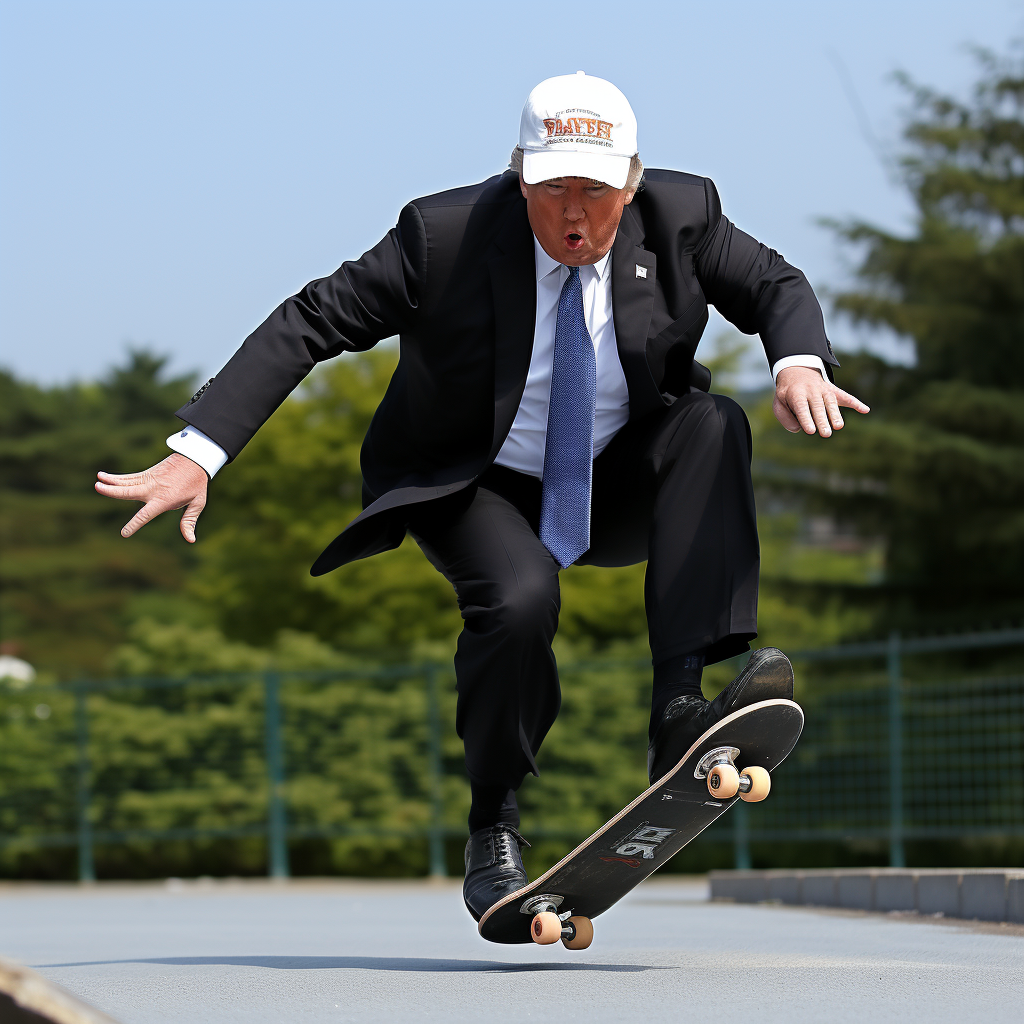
[887,631,905,868]
[733,801,752,870]
[263,671,290,879]
[74,683,95,883]
[425,666,446,878]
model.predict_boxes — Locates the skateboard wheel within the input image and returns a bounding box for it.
[562,916,593,950]
[531,912,562,945]
[707,762,739,799]
[739,765,770,802]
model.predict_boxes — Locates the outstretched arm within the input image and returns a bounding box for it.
[178,201,427,461]
[691,178,868,436]
[94,202,428,539]
[694,178,839,379]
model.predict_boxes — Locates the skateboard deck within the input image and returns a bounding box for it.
[478,698,804,945]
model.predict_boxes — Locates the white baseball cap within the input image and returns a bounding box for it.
[519,71,638,189]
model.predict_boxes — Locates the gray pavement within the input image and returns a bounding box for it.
[1,877,1021,1023]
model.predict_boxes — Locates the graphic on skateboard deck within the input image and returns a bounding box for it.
[478,698,804,947]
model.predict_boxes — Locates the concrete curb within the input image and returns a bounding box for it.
[709,869,1024,923]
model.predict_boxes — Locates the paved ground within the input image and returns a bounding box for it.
[1,877,1021,1023]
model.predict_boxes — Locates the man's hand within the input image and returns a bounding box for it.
[773,366,869,438]
[94,453,208,542]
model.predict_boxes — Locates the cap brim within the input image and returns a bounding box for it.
[521,150,631,189]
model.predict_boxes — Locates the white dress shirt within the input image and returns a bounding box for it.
[166,424,229,477]
[493,238,630,478]
[167,240,828,478]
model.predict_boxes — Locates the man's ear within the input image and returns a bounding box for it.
[519,174,529,200]
[623,189,635,206]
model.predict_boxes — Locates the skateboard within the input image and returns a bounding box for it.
[478,698,804,947]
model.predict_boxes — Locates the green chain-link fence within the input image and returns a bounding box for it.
[1,629,1021,880]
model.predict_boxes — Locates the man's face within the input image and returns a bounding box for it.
[519,175,633,266]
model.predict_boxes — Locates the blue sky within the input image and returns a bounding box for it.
[1,0,1021,388]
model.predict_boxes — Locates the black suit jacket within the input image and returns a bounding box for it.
[178,170,838,574]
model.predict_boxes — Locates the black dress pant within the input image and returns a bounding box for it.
[408,391,759,793]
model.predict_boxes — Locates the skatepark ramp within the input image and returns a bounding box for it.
[0,957,120,1024]
[710,868,1024,922]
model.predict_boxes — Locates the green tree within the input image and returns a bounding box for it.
[0,353,198,676]
[761,46,1024,630]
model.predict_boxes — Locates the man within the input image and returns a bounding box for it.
[96,73,868,920]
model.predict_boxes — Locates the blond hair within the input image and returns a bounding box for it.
[509,147,644,193]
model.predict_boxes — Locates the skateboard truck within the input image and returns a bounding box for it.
[519,894,594,950]
[694,746,771,802]
[519,894,565,916]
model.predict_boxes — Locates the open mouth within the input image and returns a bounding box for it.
[565,231,585,251]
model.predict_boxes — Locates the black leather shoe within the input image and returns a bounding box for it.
[463,824,530,921]
[647,647,794,785]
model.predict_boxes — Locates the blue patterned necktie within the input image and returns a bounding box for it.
[540,265,597,568]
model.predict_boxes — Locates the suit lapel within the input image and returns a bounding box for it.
[612,211,664,418]
[485,200,664,463]
[487,202,537,460]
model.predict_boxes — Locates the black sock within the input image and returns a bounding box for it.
[649,650,706,740]
[468,783,520,833]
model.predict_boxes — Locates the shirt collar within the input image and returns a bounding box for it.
[533,235,612,283]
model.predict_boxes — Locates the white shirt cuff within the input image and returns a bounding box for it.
[771,354,829,384]
[166,425,229,478]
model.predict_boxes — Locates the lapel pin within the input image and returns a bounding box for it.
[635,265,647,279]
